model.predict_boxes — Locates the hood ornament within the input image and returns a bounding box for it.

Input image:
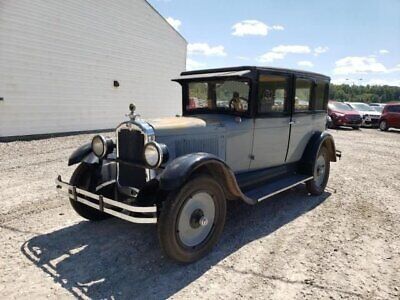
[127,103,140,120]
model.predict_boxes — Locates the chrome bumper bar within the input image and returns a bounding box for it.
[55,175,157,224]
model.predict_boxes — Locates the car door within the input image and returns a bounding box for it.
[388,105,400,127]
[249,72,291,170]
[286,77,327,163]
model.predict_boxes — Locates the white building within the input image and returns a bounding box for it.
[0,0,187,139]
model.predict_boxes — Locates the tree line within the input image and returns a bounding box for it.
[329,84,400,103]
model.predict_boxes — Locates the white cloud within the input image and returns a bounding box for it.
[166,17,181,31]
[333,56,387,75]
[236,56,250,60]
[379,49,389,55]
[271,45,311,54]
[297,61,314,68]
[259,52,286,63]
[186,58,205,71]
[331,77,400,87]
[271,25,284,31]
[231,20,284,37]
[314,46,329,56]
[258,44,311,63]
[187,43,227,56]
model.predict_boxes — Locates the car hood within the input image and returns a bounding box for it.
[356,110,381,116]
[147,115,226,137]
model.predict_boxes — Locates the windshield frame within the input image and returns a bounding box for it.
[182,77,253,117]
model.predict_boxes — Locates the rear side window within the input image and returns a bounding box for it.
[295,78,313,112]
[314,81,328,110]
[258,74,289,114]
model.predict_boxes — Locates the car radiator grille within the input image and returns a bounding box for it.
[117,129,146,189]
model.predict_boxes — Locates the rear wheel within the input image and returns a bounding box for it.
[158,175,226,263]
[306,147,330,195]
[69,163,110,221]
[379,120,388,131]
[352,126,360,130]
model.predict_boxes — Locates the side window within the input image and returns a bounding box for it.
[295,78,313,112]
[314,81,328,110]
[258,74,289,114]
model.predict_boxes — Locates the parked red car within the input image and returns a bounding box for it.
[328,101,362,129]
[379,103,400,131]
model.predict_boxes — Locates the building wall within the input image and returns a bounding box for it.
[0,0,187,137]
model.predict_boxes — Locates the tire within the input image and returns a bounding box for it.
[379,120,388,131]
[352,126,360,130]
[158,175,227,263]
[69,163,110,221]
[306,147,330,196]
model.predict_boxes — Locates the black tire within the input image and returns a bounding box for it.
[379,120,388,131]
[352,126,360,130]
[306,147,330,196]
[69,163,110,221]
[158,175,227,263]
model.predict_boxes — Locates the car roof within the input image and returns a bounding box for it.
[179,66,330,81]
[385,102,400,106]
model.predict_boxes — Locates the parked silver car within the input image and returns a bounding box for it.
[345,102,381,127]
[56,66,340,263]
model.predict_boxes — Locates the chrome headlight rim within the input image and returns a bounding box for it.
[143,141,163,169]
[91,135,107,158]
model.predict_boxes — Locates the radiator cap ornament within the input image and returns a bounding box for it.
[127,103,140,120]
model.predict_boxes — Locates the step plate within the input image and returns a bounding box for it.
[244,174,313,203]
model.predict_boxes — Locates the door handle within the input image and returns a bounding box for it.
[289,121,296,125]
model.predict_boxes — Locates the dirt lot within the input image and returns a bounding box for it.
[0,128,399,299]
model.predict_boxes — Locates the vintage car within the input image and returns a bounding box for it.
[56,66,340,263]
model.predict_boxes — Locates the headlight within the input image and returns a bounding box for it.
[91,135,114,158]
[143,142,168,168]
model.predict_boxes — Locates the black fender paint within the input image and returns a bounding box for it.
[68,143,99,166]
[158,152,255,204]
[300,131,337,175]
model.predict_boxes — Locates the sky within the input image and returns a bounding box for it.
[148,0,400,86]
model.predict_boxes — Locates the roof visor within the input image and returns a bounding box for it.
[172,70,252,81]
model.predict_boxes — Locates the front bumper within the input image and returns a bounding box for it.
[55,175,157,224]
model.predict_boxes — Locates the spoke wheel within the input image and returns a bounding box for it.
[158,175,226,263]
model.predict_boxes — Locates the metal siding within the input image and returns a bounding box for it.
[0,0,187,137]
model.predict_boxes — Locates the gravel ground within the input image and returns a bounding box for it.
[0,128,399,299]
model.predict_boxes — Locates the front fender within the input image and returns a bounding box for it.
[158,152,255,205]
[68,143,99,166]
[300,131,337,174]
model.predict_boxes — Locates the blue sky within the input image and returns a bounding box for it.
[148,0,400,86]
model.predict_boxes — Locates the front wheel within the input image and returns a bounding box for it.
[379,120,388,131]
[306,147,330,195]
[158,175,227,263]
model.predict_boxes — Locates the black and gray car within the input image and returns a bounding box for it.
[56,66,340,263]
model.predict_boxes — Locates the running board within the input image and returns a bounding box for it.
[244,174,313,203]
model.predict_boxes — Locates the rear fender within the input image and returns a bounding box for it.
[300,131,337,175]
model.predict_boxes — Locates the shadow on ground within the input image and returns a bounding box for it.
[22,187,330,299]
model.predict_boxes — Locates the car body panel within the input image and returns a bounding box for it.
[380,103,400,129]
[345,102,380,127]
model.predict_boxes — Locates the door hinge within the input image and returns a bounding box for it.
[249,154,255,160]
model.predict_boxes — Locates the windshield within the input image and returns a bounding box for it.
[350,103,375,111]
[328,102,353,111]
[372,106,383,113]
[186,79,250,114]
